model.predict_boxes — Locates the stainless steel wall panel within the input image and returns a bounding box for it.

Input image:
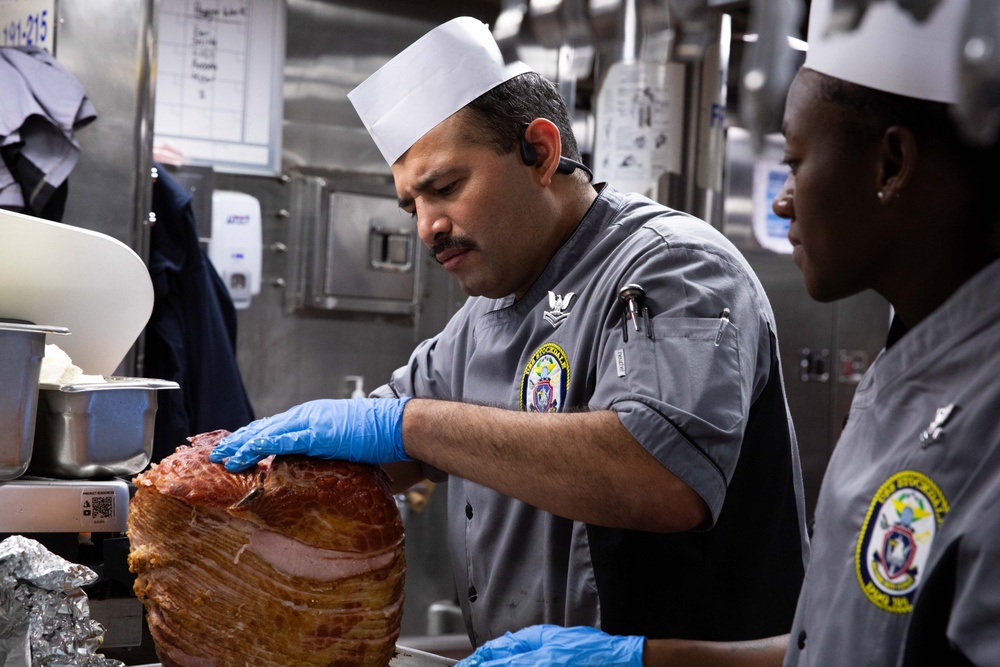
[57,0,156,252]
[282,1,437,175]
[281,1,502,174]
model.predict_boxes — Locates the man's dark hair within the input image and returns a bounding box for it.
[461,72,582,161]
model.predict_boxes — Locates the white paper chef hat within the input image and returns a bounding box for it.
[805,0,968,103]
[348,16,533,166]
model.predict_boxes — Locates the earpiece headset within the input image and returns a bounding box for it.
[519,124,594,182]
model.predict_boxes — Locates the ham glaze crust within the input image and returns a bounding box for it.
[127,430,406,667]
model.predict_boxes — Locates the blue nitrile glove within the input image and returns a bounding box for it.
[455,625,645,667]
[209,397,412,471]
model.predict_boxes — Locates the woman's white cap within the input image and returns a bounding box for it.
[348,16,533,166]
[804,0,968,103]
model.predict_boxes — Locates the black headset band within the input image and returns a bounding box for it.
[520,123,593,182]
[557,156,594,182]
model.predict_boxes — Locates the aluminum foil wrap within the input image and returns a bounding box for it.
[0,535,124,667]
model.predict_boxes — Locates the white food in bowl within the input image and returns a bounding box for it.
[39,344,105,385]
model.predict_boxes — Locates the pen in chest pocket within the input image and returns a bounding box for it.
[715,308,731,346]
[618,284,652,342]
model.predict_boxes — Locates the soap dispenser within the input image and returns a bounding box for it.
[345,376,366,399]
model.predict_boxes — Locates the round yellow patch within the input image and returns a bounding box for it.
[520,343,571,413]
[855,470,949,613]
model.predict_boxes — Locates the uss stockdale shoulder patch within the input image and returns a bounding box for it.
[855,470,949,614]
[520,342,571,413]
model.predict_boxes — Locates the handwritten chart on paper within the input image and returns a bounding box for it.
[154,0,284,174]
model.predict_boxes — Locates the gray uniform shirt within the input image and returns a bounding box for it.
[377,184,808,645]
[785,257,1000,666]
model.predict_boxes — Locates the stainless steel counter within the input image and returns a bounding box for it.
[133,645,458,666]
[392,645,459,666]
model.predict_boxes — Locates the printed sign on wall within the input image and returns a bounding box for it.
[0,0,55,51]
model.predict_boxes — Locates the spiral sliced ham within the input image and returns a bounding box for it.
[127,430,405,667]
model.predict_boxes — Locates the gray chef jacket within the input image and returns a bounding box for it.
[785,257,1000,666]
[376,184,808,645]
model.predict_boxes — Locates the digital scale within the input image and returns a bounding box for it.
[0,478,130,533]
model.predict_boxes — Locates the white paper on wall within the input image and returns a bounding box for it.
[593,61,685,196]
[153,0,284,175]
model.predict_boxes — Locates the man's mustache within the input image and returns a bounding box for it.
[429,236,477,262]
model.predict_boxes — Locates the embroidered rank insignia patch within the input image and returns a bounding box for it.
[543,291,575,328]
[520,342,571,413]
[856,470,949,614]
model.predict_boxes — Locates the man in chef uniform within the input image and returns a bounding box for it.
[453,0,1000,664]
[212,16,808,648]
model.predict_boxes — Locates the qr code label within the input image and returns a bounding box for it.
[82,490,116,526]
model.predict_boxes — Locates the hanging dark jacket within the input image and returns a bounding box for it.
[145,163,254,462]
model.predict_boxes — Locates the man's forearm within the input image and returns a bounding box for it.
[400,398,708,532]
